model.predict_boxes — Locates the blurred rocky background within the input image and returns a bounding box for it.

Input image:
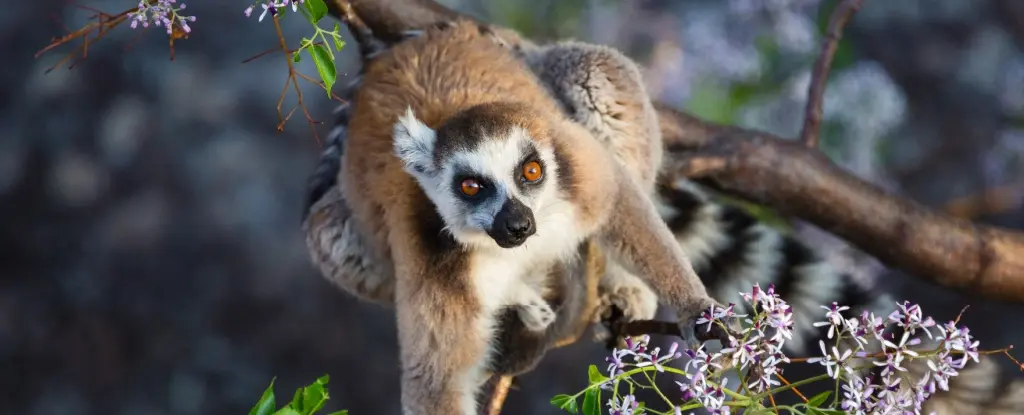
[2,0,1023,414]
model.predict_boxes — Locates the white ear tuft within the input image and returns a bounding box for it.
[393,106,437,175]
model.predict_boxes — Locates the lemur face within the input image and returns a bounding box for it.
[392,105,563,251]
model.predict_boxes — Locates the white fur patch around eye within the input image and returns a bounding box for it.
[431,127,572,251]
[392,106,436,174]
[449,127,556,198]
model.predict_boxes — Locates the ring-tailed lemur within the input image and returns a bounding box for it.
[315,20,721,415]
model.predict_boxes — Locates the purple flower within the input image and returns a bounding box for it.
[126,0,196,36]
[247,0,306,22]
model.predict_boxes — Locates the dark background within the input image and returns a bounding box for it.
[3,0,1024,414]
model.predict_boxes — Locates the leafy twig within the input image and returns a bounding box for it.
[270,14,325,142]
[241,0,346,144]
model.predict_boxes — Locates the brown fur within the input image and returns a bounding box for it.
[339,20,716,414]
[340,20,613,414]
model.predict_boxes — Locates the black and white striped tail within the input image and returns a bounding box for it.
[655,179,894,357]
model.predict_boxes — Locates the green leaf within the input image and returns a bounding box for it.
[325,411,349,415]
[290,387,304,412]
[308,44,336,97]
[581,389,600,415]
[299,379,329,415]
[273,408,302,415]
[550,394,579,414]
[332,23,347,50]
[586,365,609,385]
[250,378,278,415]
[293,52,302,63]
[303,0,328,24]
[806,391,831,408]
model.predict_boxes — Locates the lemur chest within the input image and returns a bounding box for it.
[467,246,568,313]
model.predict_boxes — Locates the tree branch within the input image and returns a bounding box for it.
[799,0,866,148]
[656,104,1024,303]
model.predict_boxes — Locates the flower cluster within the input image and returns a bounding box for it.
[600,284,797,415]
[809,301,982,414]
[128,0,196,34]
[605,335,680,378]
[568,284,986,415]
[244,0,306,22]
[684,284,795,413]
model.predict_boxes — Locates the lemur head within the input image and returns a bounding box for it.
[393,103,567,250]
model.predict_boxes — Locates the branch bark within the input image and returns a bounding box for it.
[655,104,1024,303]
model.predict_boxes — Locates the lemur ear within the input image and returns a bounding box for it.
[393,106,437,175]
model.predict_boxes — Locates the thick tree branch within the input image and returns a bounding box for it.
[656,105,1024,303]
[325,0,467,43]
[800,0,866,148]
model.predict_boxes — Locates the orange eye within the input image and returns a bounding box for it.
[522,161,543,182]
[460,179,482,196]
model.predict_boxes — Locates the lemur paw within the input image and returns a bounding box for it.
[677,300,737,349]
[518,298,556,332]
[597,280,659,323]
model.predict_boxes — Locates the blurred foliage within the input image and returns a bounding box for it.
[250,375,348,415]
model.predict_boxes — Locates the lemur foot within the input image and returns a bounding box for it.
[517,298,557,332]
[596,278,659,323]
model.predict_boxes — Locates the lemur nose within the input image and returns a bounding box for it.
[505,216,534,236]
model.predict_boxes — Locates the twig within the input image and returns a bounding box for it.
[34,6,137,73]
[269,14,324,144]
[767,393,779,414]
[241,41,329,64]
[799,0,866,148]
[775,373,809,403]
[296,72,346,102]
[486,375,514,415]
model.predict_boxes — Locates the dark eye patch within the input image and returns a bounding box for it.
[451,166,495,203]
[514,146,545,193]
